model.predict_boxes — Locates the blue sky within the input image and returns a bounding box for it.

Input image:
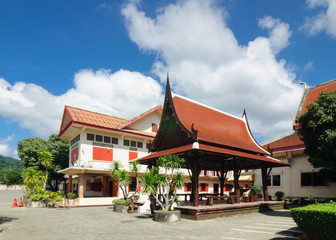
[0,0,335,158]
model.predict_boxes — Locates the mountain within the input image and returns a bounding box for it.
[0,155,24,171]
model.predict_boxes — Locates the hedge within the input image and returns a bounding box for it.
[290,202,336,240]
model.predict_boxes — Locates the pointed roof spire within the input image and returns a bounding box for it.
[166,73,171,95]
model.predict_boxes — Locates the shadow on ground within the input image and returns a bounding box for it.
[0,216,18,225]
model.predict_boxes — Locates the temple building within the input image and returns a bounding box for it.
[255,79,336,200]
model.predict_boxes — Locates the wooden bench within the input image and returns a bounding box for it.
[205,195,237,206]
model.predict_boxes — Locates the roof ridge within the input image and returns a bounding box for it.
[171,92,244,121]
[66,105,128,122]
[261,131,296,146]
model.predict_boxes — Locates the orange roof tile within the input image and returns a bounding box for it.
[262,132,304,151]
[297,79,336,116]
[136,143,288,168]
[66,106,128,129]
[172,95,268,155]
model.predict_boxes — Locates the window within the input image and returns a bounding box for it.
[112,137,118,144]
[71,134,80,146]
[129,178,137,192]
[87,133,94,141]
[152,123,158,133]
[146,143,150,149]
[95,135,103,142]
[267,174,281,187]
[184,183,192,192]
[104,136,111,143]
[199,183,208,192]
[124,139,129,146]
[137,142,143,148]
[131,141,136,147]
[301,172,327,186]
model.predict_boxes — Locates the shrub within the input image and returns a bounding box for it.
[291,202,336,240]
[274,191,284,201]
[250,184,262,195]
[66,192,77,199]
[112,198,130,206]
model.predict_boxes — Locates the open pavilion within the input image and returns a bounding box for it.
[136,78,289,219]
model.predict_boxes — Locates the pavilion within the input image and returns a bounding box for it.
[137,78,289,208]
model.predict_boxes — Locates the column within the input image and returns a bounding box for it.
[78,173,84,198]
[68,175,73,193]
[233,160,240,203]
[261,167,269,201]
[191,158,200,206]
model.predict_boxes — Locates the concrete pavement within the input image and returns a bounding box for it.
[0,191,302,240]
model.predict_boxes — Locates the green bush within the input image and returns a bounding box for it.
[291,202,336,240]
[250,184,262,195]
[274,191,284,201]
[66,192,77,199]
[112,198,130,206]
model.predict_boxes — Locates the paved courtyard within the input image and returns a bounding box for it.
[0,191,302,240]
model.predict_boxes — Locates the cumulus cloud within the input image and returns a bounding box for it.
[0,70,163,137]
[122,0,303,138]
[0,135,18,158]
[302,0,336,37]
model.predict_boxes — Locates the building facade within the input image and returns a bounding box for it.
[255,80,336,200]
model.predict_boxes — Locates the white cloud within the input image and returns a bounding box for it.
[122,0,303,138]
[302,0,336,38]
[0,135,18,158]
[0,69,163,138]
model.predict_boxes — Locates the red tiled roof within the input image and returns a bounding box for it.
[298,79,336,116]
[136,143,287,167]
[66,106,128,129]
[118,105,162,129]
[172,95,268,155]
[262,132,304,151]
[58,106,157,138]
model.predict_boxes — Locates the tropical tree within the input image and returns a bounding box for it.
[296,91,336,182]
[17,134,69,190]
[140,154,185,211]
[0,169,23,185]
[38,150,54,188]
[21,167,45,193]
[110,161,131,200]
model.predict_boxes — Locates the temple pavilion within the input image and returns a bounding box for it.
[137,78,289,207]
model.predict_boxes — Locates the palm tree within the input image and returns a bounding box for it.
[38,150,54,188]
[21,167,45,193]
[110,161,131,200]
[140,154,185,211]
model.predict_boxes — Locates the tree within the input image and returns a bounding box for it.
[296,91,336,182]
[0,169,23,185]
[21,167,45,193]
[17,134,69,190]
[140,154,185,211]
[38,151,54,188]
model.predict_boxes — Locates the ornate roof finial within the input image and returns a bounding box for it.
[299,75,307,89]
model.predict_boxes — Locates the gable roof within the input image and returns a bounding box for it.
[171,94,269,155]
[58,106,157,138]
[118,105,162,129]
[296,79,336,117]
[262,132,305,154]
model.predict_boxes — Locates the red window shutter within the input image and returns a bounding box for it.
[205,184,209,192]
[71,147,79,162]
[93,147,113,161]
[129,151,138,161]
[224,184,227,191]
[184,183,187,192]
[199,184,202,191]
[151,123,158,133]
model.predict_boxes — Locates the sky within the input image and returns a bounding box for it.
[0,0,336,159]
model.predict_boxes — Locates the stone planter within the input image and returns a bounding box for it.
[28,201,46,208]
[154,210,181,222]
[113,205,128,213]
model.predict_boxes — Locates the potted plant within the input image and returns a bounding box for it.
[140,154,185,222]
[250,184,262,202]
[66,192,77,205]
[110,160,140,212]
[274,191,284,201]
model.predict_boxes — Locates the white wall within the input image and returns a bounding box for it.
[127,111,161,133]
[255,150,336,199]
